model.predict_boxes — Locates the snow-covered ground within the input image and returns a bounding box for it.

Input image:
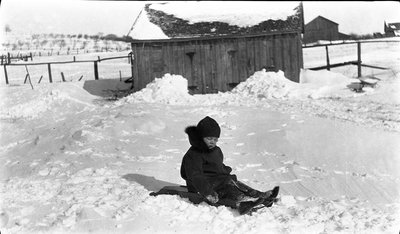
[1,39,400,234]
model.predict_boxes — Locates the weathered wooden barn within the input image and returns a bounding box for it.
[303,16,349,44]
[128,2,304,94]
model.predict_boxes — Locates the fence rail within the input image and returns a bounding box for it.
[1,48,132,63]
[2,53,135,86]
[303,40,399,77]
[302,40,400,48]
[1,52,33,65]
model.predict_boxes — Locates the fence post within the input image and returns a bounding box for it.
[61,72,66,82]
[94,61,99,80]
[24,74,29,84]
[24,65,34,89]
[4,65,9,84]
[325,45,330,71]
[357,42,362,77]
[48,63,53,83]
[7,52,11,64]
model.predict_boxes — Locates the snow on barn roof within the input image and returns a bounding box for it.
[128,1,303,40]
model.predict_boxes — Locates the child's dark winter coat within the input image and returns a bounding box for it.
[180,116,252,203]
[180,125,237,197]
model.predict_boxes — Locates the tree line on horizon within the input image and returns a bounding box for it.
[2,26,133,53]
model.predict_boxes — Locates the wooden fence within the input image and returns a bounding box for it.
[303,40,399,77]
[1,52,33,65]
[1,48,132,65]
[2,53,135,86]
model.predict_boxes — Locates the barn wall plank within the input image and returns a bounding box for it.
[265,36,274,69]
[237,38,247,82]
[198,42,206,94]
[138,43,147,90]
[230,39,239,84]
[131,44,140,91]
[272,35,282,73]
[204,42,215,93]
[211,41,218,93]
[254,37,262,72]
[246,37,255,77]
[177,42,186,78]
[260,37,268,69]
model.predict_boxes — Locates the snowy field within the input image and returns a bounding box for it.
[1,39,400,234]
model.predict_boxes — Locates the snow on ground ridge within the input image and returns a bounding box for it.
[120,73,193,105]
[0,83,95,120]
[231,70,299,99]
[118,69,363,107]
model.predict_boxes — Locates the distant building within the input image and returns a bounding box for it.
[373,32,384,38]
[303,16,349,44]
[384,22,400,37]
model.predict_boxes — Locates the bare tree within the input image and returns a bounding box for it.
[4,24,11,35]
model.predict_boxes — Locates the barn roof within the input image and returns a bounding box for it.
[128,1,304,40]
[307,16,339,27]
[388,22,400,30]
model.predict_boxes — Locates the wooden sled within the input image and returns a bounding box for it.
[149,185,237,208]
[150,185,280,215]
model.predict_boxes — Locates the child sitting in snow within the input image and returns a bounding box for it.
[180,116,279,214]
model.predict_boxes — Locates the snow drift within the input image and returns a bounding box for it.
[120,74,193,105]
[119,69,367,106]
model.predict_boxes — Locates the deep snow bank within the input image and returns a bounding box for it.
[231,70,299,99]
[0,83,95,120]
[118,70,304,106]
[118,69,366,106]
[120,74,193,105]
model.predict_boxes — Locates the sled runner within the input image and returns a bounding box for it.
[149,185,279,215]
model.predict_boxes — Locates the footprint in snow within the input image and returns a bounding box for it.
[268,129,282,132]
[282,160,300,166]
[165,149,181,153]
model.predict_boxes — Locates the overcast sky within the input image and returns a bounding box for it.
[0,1,399,37]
